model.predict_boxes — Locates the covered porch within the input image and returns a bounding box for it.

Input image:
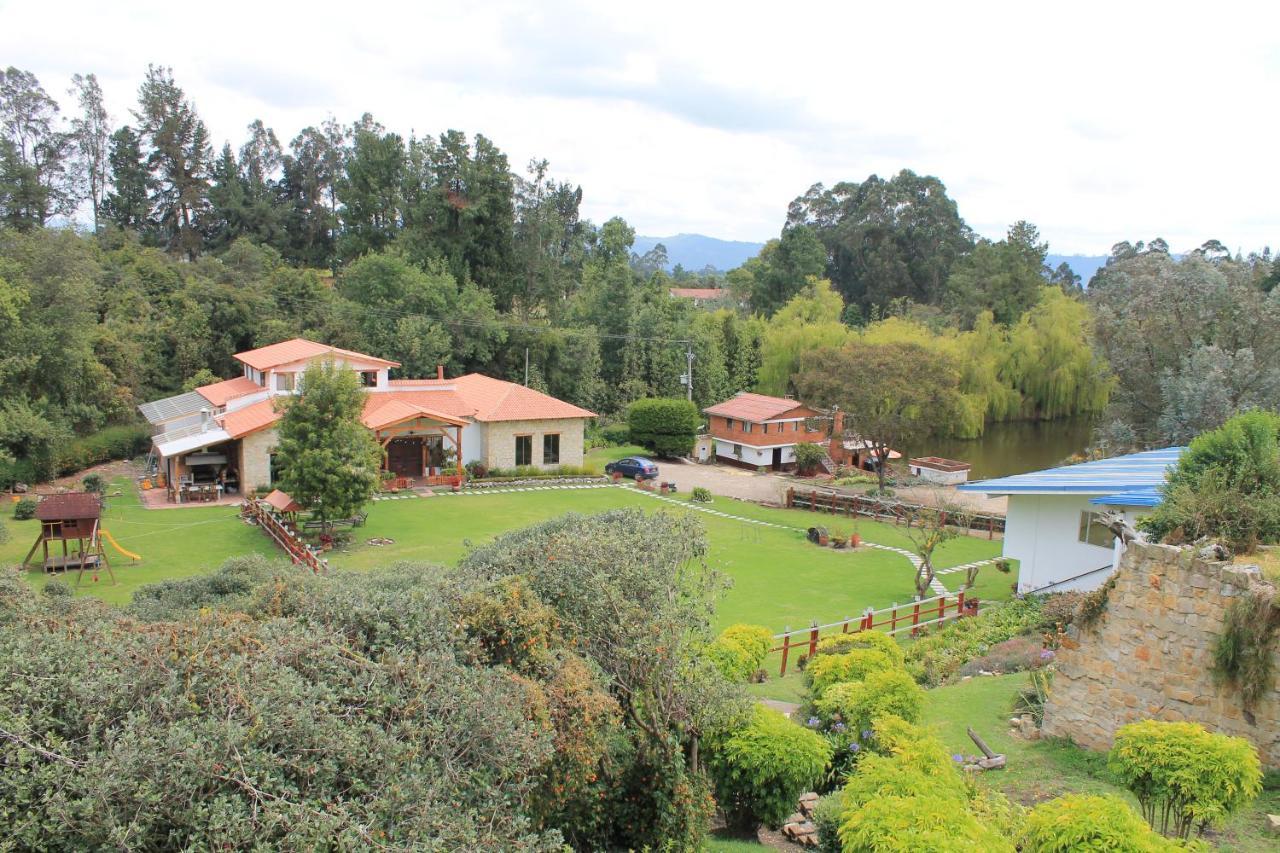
[149,426,246,504]
[368,405,469,487]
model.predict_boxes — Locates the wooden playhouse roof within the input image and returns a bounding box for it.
[35,492,101,521]
[263,489,303,513]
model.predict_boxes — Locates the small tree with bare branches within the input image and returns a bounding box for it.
[904,497,971,599]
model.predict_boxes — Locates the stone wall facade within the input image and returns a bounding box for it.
[482,418,586,471]
[1043,541,1279,767]
[239,427,278,493]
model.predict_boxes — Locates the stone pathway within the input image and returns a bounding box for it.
[392,482,952,595]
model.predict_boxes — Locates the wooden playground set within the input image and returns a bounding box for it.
[19,492,142,585]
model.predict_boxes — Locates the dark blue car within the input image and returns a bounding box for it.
[605,456,660,480]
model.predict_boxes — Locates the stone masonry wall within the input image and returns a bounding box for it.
[239,427,278,493]
[1043,541,1279,767]
[483,418,586,470]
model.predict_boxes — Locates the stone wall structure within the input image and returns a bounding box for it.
[1043,540,1279,767]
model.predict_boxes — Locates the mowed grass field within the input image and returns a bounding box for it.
[2,476,1009,631]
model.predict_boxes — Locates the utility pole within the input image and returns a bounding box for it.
[524,347,529,386]
[685,342,694,402]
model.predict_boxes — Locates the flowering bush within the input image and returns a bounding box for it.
[903,597,1045,686]
[816,670,924,735]
[707,704,832,829]
[957,635,1051,677]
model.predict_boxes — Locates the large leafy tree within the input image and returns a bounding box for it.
[943,220,1049,327]
[134,65,212,259]
[730,224,827,316]
[787,169,973,315]
[274,361,382,528]
[280,120,343,267]
[67,73,112,231]
[1089,244,1280,443]
[794,340,965,491]
[335,113,403,260]
[101,126,152,233]
[0,67,74,229]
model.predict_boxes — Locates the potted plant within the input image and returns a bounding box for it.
[850,529,862,548]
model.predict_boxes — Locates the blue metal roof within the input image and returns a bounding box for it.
[958,447,1184,496]
[1089,487,1164,508]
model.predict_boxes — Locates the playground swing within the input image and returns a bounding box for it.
[20,493,142,585]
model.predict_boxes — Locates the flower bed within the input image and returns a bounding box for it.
[464,475,611,490]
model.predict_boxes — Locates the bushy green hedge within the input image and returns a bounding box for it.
[805,647,898,697]
[812,630,905,667]
[903,597,1044,686]
[12,498,36,520]
[627,398,700,458]
[814,670,924,735]
[1020,794,1185,852]
[476,464,600,480]
[707,624,773,682]
[1108,720,1262,839]
[0,423,149,487]
[707,704,831,829]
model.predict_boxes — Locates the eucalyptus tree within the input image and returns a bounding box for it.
[0,67,74,228]
[68,73,111,230]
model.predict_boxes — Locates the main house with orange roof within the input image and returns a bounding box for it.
[139,338,596,502]
[702,392,826,470]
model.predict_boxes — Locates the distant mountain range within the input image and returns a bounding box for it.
[635,234,1112,285]
[632,234,765,273]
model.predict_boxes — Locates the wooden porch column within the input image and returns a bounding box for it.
[456,424,464,480]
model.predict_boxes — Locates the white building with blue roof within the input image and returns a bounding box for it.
[958,447,1185,595]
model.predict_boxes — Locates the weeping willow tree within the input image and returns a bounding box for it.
[756,277,851,395]
[1004,287,1112,420]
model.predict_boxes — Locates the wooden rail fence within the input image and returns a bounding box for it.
[785,488,1005,538]
[771,591,977,676]
[244,499,328,574]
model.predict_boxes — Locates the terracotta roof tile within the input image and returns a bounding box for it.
[263,489,303,513]
[361,397,468,430]
[221,399,282,439]
[234,338,400,371]
[195,376,262,407]
[35,492,101,521]
[703,392,817,423]
[451,374,596,422]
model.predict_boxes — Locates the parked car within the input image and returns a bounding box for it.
[605,456,660,480]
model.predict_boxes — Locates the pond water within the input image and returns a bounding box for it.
[908,416,1097,480]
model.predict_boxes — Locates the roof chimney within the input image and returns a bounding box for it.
[200,407,212,430]
[436,364,445,380]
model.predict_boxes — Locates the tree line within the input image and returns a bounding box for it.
[2,62,1278,479]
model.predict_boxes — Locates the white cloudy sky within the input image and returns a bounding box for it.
[2,0,1277,254]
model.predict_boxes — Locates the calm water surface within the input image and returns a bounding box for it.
[909,417,1097,480]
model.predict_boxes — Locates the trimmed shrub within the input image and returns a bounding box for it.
[815,670,924,735]
[81,473,105,494]
[813,630,905,667]
[707,624,773,682]
[793,441,826,475]
[1108,720,1262,839]
[707,704,831,829]
[690,486,713,503]
[805,648,896,697]
[627,398,700,458]
[13,498,36,521]
[1020,794,1184,852]
[601,422,630,446]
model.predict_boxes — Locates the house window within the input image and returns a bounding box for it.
[1078,512,1115,549]
[725,417,734,430]
[515,435,533,466]
[275,372,295,392]
[543,434,560,465]
[763,422,770,434]
[743,422,753,433]
[360,371,378,388]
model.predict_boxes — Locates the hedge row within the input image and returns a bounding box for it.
[0,424,150,488]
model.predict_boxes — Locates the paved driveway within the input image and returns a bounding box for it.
[650,459,790,504]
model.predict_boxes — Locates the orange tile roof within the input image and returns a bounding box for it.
[669,287,727,300]
[703,392,818,423]
[263,489,303,513]
[195,376,262,407]
[451,374,596,422]
[221,399,282,439]
[234,338,400,371]
[361,397,468,430]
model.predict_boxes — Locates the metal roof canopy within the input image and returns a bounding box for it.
[957,447,1185,496]
[138,391,207,425]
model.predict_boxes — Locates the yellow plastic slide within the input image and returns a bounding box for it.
[101,529,141,562]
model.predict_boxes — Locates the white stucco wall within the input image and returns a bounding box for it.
[712,439,796,467]
[461,421,484,465]
[1003,495,1148,595]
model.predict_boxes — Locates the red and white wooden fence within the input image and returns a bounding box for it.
[770,591,977,676]
[245,499,328,574]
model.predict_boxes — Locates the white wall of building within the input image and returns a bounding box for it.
[712,439,796,467]
[1003,495,1149,595]
[461,421,484,465]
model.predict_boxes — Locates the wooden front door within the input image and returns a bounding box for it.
[386,438,424,477]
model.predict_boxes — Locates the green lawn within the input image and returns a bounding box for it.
[583,443,647,470]
[3,478,1007,632]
